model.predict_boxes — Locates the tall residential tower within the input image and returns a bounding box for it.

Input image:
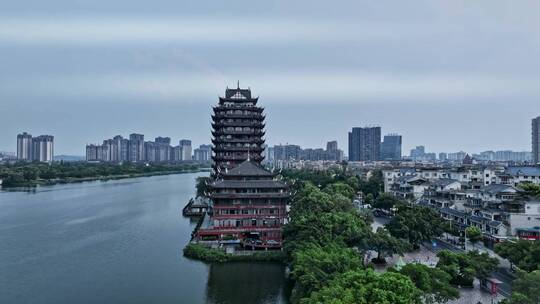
[348,126,381,161]
[533,116,540,164]
[381,134,402,160]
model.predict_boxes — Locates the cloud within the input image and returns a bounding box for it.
[3,70,538,103]
[0,15,485,47]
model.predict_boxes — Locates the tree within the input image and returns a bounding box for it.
[358,170,384,199]
[195,176,212,197]
[386,205,446,248]
[495,240,540,272]
[367,227,410,264]
[283,210,372,256]
[395,263,459,304]
[290,242,363,302]
[323,182,356,200]
[465,226,482,249]
[302,269,421,304]
[372,193,402,210]
[501,270,540,304]
[466,250,499,281]
[436,250,499,286]
[518,183,540,198]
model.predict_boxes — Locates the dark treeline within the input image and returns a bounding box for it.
[0,161,210,187]
[280,168,504,304]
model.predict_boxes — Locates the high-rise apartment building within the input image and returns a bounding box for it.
[410,146,425,159]
[155,137,171,162]
[16,132,54,162]
[129,134,145,162]
[380,134,402,160]
[17,132,33,161]
[273,144,301,161]
[348,127,381,161]
[533,116,540,164]
[32,135,54,162]
[325,140,343,161]
[179,140,192,161]
[193,144,211,161]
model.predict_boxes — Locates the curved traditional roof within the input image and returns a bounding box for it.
[222,160,274,177]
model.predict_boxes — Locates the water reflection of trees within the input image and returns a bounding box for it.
[205,262,291,304]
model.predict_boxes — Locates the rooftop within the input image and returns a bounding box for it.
[481,184,519,194]
[222,160,275,177]
[431,178,460,188]
[505,166,540,177]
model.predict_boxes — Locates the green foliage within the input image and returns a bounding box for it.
[436,250,499,286]
[367,227,411,262]
[358,170,384,199]
[0,162,209,187]
[195,176,212,197]
[386,205,446,247]
[465,226,483,247]
[323,182,356,200]
[372,193,403,210]
[394,263,459,304]
[302,269,421,304]
[282,169,429,304]
[518,183,540,198]
[183,243,286,263]
[290,242,364,301]
[184,243,229,262]
[495,240,540,272]
[280,169,356,192]
[501,270,540,304]
[283,209,372,257]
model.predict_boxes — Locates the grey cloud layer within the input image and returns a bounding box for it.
[1,0,539,154]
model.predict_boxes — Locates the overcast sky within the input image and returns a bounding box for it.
[1,0,539,155]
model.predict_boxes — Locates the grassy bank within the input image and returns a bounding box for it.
[183,243,286,263]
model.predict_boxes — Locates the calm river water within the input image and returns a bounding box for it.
[0,173,290,304]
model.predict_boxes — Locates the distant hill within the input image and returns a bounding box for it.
[54,155,85,162]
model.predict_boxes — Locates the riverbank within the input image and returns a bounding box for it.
[183,243,287,263]
[0,164,211,189]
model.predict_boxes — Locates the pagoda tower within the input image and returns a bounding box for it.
[211,84,265,174]
[197,85,289,249]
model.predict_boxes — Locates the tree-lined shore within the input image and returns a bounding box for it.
[185,167,539,303]
[0,162,211,188]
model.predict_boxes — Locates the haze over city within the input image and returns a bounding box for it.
[1,0,539,154]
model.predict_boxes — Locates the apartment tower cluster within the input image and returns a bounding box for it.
[16,132,54,162]
[86,134,209,163]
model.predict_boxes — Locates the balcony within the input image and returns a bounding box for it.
[210,192,290,199]
[212,121,265,128]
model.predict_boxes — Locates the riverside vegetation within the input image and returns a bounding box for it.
[0,161,211,188]
[185,167,537,303]
[280,168,503,304]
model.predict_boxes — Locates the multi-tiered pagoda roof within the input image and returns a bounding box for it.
[196,85,289,250]
[211,85,265,174]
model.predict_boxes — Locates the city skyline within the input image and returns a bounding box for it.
[2,1,540,155]
[4,124,537,158]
